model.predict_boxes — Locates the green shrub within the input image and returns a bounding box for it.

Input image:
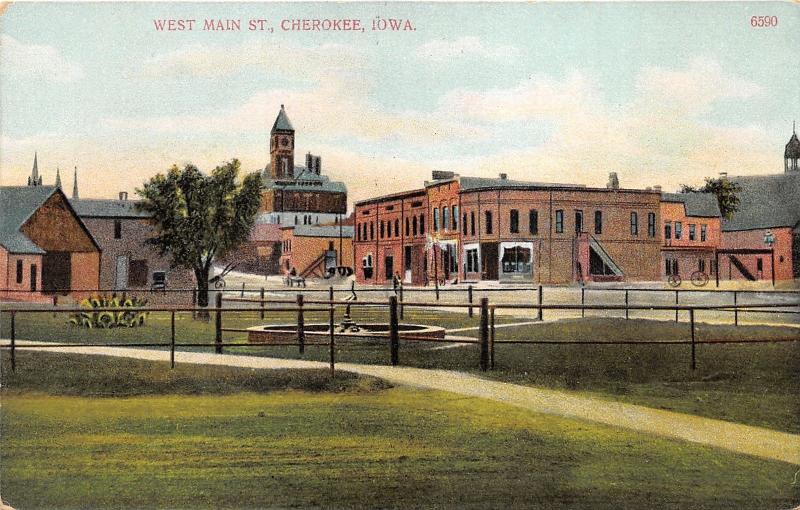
[68,294,149,329]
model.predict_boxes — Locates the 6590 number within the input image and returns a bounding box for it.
[750,16,778,27]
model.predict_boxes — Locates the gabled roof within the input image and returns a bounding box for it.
[71,198,151,218]
[662,192,721,218]
[0,186,59,253]
[722,173,800,231]
[271,105,294,133]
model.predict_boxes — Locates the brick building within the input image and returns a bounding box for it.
[660,193,722,281]
[72,191,195,296]
[1,186,100,302]
[279,224,354,278]
[231,105,349,274]
[354,171,662,285]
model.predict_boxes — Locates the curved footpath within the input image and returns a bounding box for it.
[7,340,800,465]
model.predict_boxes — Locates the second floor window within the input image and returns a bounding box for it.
[114,219,122,239]
[594,211,603,235]
[664,223,672,239]
[688,224,696,241]
[555,210,564,233]
[485,211,493,234]
[470,211,476,236]
[452,206,458,230]
[648,213,656,237]
[412,216,418,236]
[509,209,519,233]
[701,224,707,242]
[675,222,683,240]
[420,214,426,235]
[462,213,468,235]
[630,212,638,236]
[442,207,449,231]
[433,208,440,232]
[529,210,538,235]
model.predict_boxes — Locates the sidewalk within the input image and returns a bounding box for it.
[7,340,800,465]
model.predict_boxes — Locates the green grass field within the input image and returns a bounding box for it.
[2,352,798,509]
[2,308,798,432]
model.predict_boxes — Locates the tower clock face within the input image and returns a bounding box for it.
[281,137,290,147]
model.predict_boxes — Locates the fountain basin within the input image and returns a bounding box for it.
[247,323,446,344]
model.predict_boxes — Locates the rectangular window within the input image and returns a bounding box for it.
[420,214,426,235]
[370,222,374,240]
[555,210,564,233]
[757,258,763,272]
[405,218,409,237]
[665,223,672,240]
[665,259,672,275]
[462,213,468,235]
[630,212,638,236]
[452,206,458,230]
[675,222,682,240]
[485,211,493,234]
[700,224,707,242]
[16,259,23,284]
[470,211,476,236]
[114,219,122,239]
[466,248,479,273]
[395,219,400,238]
[529,210,538,235]
[129,260,148,287]
[698,259,706,272]
[688,224,696,241]
[413,216,418,236]
[433,208,439,232]
[442,207,449,231]
[594,211,603,235]
[648,213,656,237]
[575,210,583,234]
[509,209,519,233]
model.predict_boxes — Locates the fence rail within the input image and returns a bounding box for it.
[2,290,798,376]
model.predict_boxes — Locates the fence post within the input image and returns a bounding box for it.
[733,291,738,326]
[52,295,58,318]
[537,285,544,321]
[435,277,440,301]
[690,308,696,370]
[625,290,630,320]
[297,294,305,355]
[260,287,265,320]
[399,284,405,320]
[674,290,679,323]
[192,288,197,320]
[240,282,245,298]
[329,295,335,378]
[489,306,495,370]
[389,295,399,366]
[214,293,223,354]
[468,285,474,318]
[10,311,16,373]
[170,310,176,369]
[581,287,585,318]
[479,298,489,371]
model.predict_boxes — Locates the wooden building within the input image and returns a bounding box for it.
[0,186,100,302]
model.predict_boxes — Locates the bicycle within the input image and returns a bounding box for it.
[690,270,709,287]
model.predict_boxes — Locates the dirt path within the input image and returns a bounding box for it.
[8,340,800,465]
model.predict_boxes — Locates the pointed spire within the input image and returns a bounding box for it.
[55,167,62,189]
[72,166,79,199]
[271,104,294,133]
[29,152,42,186]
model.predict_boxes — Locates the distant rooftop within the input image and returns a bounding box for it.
[284,225,354,238]
[71,198,151,218]
[662,193,721,218]
[0,185,59,254]
[723,173,800,231]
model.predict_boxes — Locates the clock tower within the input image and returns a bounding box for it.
[270,104,295,179]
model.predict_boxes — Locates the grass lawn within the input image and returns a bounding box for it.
[2,308,798,433]
[1,352,798,509]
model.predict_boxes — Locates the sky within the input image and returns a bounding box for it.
[1,2,798,206]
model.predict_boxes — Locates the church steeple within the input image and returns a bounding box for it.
[785,121,800,173]
[55,167,62,189]
[72,166,79,199]
[27,152,42,186]
[269,104,295,179]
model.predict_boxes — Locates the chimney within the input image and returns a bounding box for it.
[119,191,128,201]
[653,185,662,193]
[306,152,312,170]
[314,156,321,175]
[431,170,455,181]
[499,173,508,180]
[719,171,728,181]
[607,172,620,190]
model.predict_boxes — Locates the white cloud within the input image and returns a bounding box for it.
[138,40,367,81]
[0,34,84,82]
[417,36,519,62]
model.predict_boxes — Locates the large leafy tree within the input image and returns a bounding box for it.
[137,160,263,307]
[680,177,742,220]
